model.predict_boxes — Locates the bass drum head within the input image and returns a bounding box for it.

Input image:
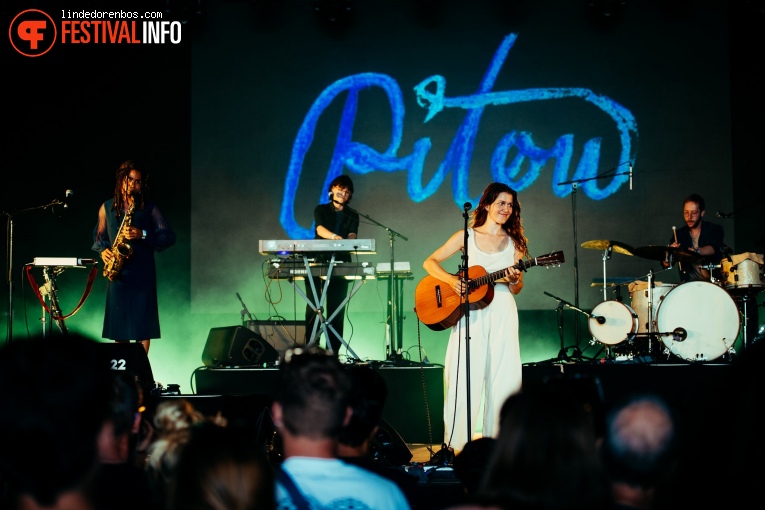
[656,281,740,362]
[588,300,638,346]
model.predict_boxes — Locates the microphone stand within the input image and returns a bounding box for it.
[543,291,596,361]
[556,163,630,360]
[236,292,255,326]
[3,196,67,343]
[460,202,473,443]
[334,199,408,361]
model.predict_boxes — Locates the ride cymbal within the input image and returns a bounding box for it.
[632,245,703,263]
[581,240,635,256]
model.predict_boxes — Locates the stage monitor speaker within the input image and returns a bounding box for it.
[245,319,306,356]
[202,326,279,367]
[97,342,154,394]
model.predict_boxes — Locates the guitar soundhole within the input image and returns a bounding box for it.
[435,285,442,308]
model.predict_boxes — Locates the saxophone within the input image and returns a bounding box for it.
[103,203,136,281]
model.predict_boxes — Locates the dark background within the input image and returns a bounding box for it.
[3,0,763,393]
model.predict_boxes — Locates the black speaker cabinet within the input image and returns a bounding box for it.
[202,326,279,367]
[245,319,306,356]
[97,342,154,394]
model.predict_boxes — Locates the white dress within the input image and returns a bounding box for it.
[443,228,522,451]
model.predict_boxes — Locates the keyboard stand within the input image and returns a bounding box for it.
[288,254,366,360]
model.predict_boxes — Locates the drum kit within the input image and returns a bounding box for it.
[582,240,764,363]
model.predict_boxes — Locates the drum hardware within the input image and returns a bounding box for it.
[754,322,765,344]
[581,240,634,301]
[590,277,633,303]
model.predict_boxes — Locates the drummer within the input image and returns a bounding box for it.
[661,193,726,283]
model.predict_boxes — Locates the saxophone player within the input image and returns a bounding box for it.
[92,160,176,354]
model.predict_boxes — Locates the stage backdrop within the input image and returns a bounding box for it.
[4,1,762,396]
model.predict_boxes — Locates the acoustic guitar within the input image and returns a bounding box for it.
[414,251,565,331]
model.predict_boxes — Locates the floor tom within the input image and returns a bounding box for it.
[629,281,677,334]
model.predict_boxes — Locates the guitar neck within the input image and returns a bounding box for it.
[468,259,536,289]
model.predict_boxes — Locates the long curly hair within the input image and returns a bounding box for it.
[111,159,148,219]
[471,182,529,258]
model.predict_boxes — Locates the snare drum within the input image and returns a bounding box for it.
[629,281,677,334]
[721,253,764,292]
[655,281,740,362]
[589,300,638,346]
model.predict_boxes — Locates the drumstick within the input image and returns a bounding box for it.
[672,226,677,244]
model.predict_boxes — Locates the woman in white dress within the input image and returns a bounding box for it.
[423,182,529,451]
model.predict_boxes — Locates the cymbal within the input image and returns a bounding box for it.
[581,240,635,256]
[632,245,703,263]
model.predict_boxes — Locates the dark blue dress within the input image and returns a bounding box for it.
[92,198,176,340]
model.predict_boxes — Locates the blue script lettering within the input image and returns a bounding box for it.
[280,33,638,239]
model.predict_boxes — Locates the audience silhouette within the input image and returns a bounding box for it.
[600,393,678,510]
[0,333,112,510]
[272,347,411,509]
[168,421,275,510]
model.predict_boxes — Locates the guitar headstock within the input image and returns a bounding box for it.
[535,251,565,267]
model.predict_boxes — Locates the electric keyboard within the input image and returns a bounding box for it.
[259,239,376,254]
[32,257,97,267]
[267,261,375,280]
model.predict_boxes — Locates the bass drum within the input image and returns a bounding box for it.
[655,281,740,362]
[589,300,638,346]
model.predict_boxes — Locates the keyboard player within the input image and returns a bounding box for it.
[306,175,359,355]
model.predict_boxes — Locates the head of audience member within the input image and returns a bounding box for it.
[168,421,275,510]
[337,365,388,458]
[271,347,352,458]
[145,398,213,509]
[452,437,497,497]
[600,393,678,509]
[476,381,611,510]
[97,370,144,465]
[0,333,112,510]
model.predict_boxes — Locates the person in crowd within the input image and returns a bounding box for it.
[422,182,528,451]
[337,365,420,504]
[600,393,678,510]
[168,421,275,510]
[144,398,219,510]
[92,159,176,353]
[452,437,497,500]
[91,370,154,510]
[0,333,112,510]
[452,381,611,510]
[661,193,725,283]
[271,347,410,509]
[304,174,359,356]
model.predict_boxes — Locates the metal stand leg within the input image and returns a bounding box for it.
[291,254,363,360]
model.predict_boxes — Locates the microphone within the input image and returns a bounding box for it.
[64,189,74,209]
[628,163,633,190]
[463,202,472,211]
[672,327,687,342]
[592,315,606,325]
